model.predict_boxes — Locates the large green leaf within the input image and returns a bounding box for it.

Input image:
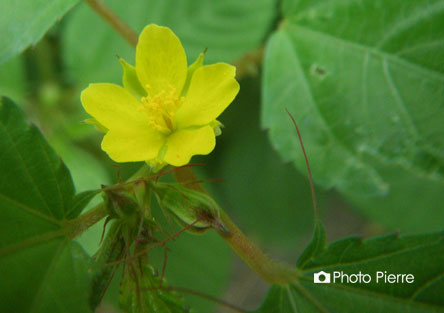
[345,161,444,232]
[0,0,78,64]
[255,223,444,312]
[262,0,444,197]
[50,137,111,193]
[63,0,276,86]
[0,97,93,312]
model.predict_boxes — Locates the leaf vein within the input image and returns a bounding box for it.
[0,121,53,218]
[0,193,61,226]
[288,24,444,82]
[382,58,420,139]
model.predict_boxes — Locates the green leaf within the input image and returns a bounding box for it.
[0,0,78,64]
[254,285,297,313]
[49,138,111,193]
[0,97,92,312]
[262,0,444,196]
[296,220,325,268]
[345,161,444,232]
[68,190,100,219]
[63,0,276,86]
[255,229,444,312]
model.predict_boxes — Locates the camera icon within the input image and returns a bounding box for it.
[313,271,331,283]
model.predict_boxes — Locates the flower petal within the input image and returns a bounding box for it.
[102,128,165,163]
[81,83,147,131]
[176,63,239,128]
[163,126,215,166]
[136,25,187,96]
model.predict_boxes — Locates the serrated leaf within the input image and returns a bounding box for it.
[49,138,111,193]
[255,230,444,312]
[254,285,298,313]
[0,0,78,64]
[0,97,92,312]
[63,0,276,86]
[262,0,444,197]
[296,220,325,268]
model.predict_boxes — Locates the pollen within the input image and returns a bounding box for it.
[140,85,185,134]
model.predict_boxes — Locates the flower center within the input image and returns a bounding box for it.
[140,85,185,134]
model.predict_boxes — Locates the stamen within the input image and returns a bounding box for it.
[139,85,185,134]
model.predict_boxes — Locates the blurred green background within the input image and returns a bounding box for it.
[1,0,444,312]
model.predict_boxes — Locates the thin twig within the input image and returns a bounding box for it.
[84,0,138,47]
[159,246,169,287]
[286,109,318,219]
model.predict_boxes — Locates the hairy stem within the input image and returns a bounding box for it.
[218,210,299,285]
[84,0,138,47]
[68,166,153,239]
[67,203,107,239]
[174,167,299,285]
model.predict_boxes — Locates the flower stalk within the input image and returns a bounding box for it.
[218,210,299,285]
[83,0,138,47]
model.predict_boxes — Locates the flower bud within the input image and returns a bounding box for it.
[102,186,139,219]
[152,183,229,234]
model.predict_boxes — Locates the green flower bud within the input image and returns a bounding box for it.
[102,186,139,219]
[152,183,229,234]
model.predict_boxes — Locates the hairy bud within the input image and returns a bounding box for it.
[152,183,229,234]
[102,186,139,219]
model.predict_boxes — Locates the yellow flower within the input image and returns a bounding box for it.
[81,24,239,167]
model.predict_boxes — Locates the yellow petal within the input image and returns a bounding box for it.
[102,128,165,162]
[81,83,147,131]
[163,126,215,166]
[136,24,187,96]
[176,63,239,128]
